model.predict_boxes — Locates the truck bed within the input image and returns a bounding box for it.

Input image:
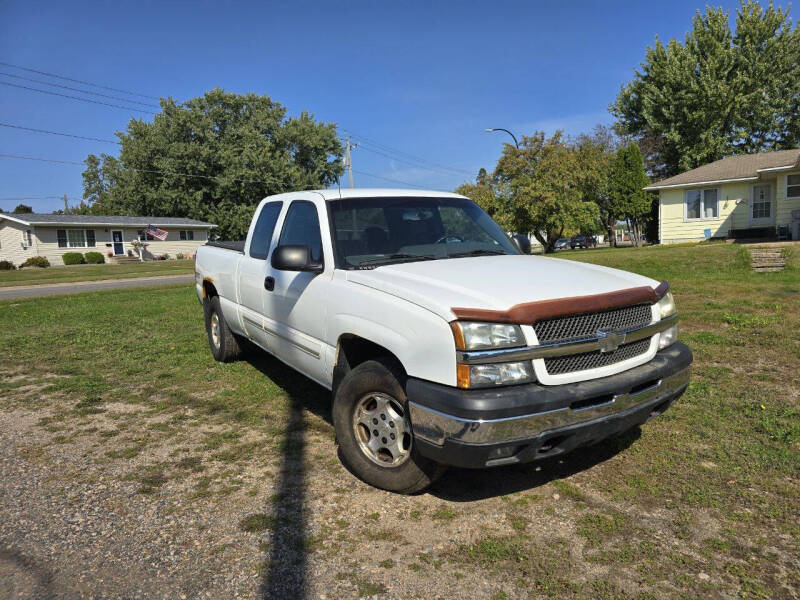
[205,240,245,253]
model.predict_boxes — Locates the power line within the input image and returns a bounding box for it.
[0,71,160,108]
[0,122,118,144]
[0,152,435,191]
[355,143,471,179]
[0,153,296,186]
[343,129,473,177]
[352,169,436,189]
[2,63,470,181]
[0,81,157,114]
[0,196,82,203]
[0,60,159,100]
[0,153,83,165]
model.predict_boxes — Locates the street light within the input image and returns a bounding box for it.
[485,128,519,149]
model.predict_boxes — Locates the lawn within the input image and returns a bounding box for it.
[0,242,797,599]
[0,259,195,287]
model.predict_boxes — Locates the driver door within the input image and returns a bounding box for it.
[263,199,329,383]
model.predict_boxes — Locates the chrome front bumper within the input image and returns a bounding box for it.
[409,361,691,447]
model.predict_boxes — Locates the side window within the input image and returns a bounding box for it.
[249,201,283,259]
[279,201,323,262]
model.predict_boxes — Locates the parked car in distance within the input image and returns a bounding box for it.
[554,238,570,250]
[570,234,597,249]
[195,189,692,493]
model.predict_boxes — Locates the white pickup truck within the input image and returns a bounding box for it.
[195,189,692,493]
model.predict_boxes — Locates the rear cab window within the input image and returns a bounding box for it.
[249,201,283,259]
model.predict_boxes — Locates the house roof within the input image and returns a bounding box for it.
[644,149,800,191]
[0,213,216,228]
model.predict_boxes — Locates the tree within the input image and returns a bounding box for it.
[612,1,800,179]
[82,89,343,239]
[609,143,650,247]
[462,131,600,253]
[13,204,33,213]
[574,125,620,246]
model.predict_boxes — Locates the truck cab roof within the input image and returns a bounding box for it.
[264,188,466,202]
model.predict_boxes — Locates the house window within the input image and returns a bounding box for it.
[22,230,33,247]
[137,230,156,241]
[788,174,800,199]
[752,187,771,219]
[59,229,96,248]
[685,188,719,220]
[179,230,194,241]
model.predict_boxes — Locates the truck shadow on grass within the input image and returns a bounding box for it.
[428,428,641,502]
[239,349,640,596]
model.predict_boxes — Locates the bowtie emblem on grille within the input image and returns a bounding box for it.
[597,330,626,353]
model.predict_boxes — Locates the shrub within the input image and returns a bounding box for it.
[84,251,105,264]
[62,252,86,265]
[0,260,16,270]
[21,256,50,268]
[176,252,184,260]
[158,253,169,260]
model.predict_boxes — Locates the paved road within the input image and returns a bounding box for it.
[0,274,195,300]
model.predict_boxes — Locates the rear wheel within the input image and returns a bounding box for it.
[205,295,241,362]
[333,359,446,494]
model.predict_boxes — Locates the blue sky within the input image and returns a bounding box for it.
[1,0,747,213]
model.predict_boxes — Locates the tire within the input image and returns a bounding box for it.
[204,295,242,362]
[333,359,446,494]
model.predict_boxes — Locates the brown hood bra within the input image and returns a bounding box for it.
[451,282,669,324]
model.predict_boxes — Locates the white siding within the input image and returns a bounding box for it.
[34,226,210,265]
[0,220,38,266]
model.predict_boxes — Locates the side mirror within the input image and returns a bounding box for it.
[271,245,323,272]
[511,233,531,255]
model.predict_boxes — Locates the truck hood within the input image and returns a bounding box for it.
[345,255,659,321]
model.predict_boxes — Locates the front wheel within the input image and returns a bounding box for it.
[333,359,446,494]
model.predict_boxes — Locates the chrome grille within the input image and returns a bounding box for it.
[544,339,651,375]
[534,304,652,344]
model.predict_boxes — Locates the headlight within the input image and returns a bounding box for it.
[657,291,676,319]
[457,361,535,388]
[451,321,525,351]
[659,325,678,349]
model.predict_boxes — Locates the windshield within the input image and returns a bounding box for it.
[329,196,519,269]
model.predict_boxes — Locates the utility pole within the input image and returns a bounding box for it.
[344,137,359,188]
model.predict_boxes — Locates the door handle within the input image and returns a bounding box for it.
[264,276,275,291]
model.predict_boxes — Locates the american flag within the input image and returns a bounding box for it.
[146,224,168,241]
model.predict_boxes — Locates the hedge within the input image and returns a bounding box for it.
[0,260,16,270]
[21,256,50,268]
[84,251,105,264]
[62,252,86,265]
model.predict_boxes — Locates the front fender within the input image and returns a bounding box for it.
[329,308,456,387]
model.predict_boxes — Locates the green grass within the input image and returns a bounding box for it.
[0,259,195,287]
[1,242,799,598]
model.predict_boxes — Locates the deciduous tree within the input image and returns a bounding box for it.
[612,0,800,178]
[82,89,343,239]
[459,132,600,253]
[609,142,650,247]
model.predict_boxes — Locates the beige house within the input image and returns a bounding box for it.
[0,213,215,266]
[645,149,800,244]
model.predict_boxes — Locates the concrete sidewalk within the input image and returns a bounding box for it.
[0,274,195,300]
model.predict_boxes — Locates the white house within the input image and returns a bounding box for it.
[0,213,216,266]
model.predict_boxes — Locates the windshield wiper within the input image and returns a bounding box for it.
[447,249,508,258]
[357,253,438,265]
